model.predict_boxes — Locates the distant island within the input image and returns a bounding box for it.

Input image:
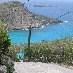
[34,4,58,7]
[34,4,49,7]
[0,1,63,31]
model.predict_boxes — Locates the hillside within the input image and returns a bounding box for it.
[0,21,7,31]
[0,1,62,30]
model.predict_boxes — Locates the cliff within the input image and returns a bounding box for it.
[0,1,63,30]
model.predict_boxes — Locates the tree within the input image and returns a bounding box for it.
[0,21,11,64]
[0,31,11,54]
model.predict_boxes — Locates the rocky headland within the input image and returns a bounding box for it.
[0,1,63,31]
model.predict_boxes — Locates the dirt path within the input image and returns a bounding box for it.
[14,62,73,73]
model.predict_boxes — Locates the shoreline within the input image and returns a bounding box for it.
[8,20,63,31]
[9,24,46,31]
[0,1,63,32]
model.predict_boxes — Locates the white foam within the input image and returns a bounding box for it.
[60,23,63,24]
[46,23,49,25]
[33,28,36,29]
[22,29,24,30]
[64,21,68,23]
[41,25,44,28]
[25,29,28,30]
[12,30,14,31]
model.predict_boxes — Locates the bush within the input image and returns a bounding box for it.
[0,21,11,65]
[0,31,11,55]
[7,38,73,66]
[0,21,11,55]
[0,21,15,73]
[6,65,14,73]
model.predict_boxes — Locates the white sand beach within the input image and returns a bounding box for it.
[14,62,73,73]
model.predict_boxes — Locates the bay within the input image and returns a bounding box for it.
[8,1,73,43]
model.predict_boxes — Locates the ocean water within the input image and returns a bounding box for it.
[8,1,73,43]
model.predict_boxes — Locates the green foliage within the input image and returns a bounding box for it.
[0,31,11,54]
[0,21,11,55]
[6,65,14,73]
[7,37,73,66]
[0,21,6,31]
[7,44,26,61]
[0,21,14,73]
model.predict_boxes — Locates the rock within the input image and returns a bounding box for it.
[0,55,15,73]
[0,65,7,73]
[0,55,16,73]
[1,55,14,66]
[0,65,17,73]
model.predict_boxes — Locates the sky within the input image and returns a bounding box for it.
[0,0,73,2]
[0,0,73,4]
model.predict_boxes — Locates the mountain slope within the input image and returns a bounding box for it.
[0,1,62,30]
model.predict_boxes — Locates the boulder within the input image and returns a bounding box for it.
[1,55,14,66]
[0,65,7,73]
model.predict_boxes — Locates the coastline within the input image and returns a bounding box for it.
[9,23,49,31]
[8,18,63,31]
[0,1,63,31]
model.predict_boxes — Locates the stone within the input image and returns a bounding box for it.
[0,65,7,73]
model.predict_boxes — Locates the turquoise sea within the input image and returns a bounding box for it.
[7,0,73,43]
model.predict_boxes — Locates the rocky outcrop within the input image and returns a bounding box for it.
[0,65,7,73]
[0,54,15,73]
[1,55,14,66]
[0,1,63,30]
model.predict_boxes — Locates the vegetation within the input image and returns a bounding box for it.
[0,20,73,68]
[0,21,11,55]
[7,37,73,66]
[0,21,14,73]
[5,1,24,7]
[6,64,13,73]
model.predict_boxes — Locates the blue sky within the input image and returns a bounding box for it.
[0,0,73,2]
[0,0,73,4]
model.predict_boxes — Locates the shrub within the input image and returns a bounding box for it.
[6,65,14,73]
[0,31,11,55]
[7,38,73,66]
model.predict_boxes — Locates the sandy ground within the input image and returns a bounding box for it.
[14,62,73,73]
